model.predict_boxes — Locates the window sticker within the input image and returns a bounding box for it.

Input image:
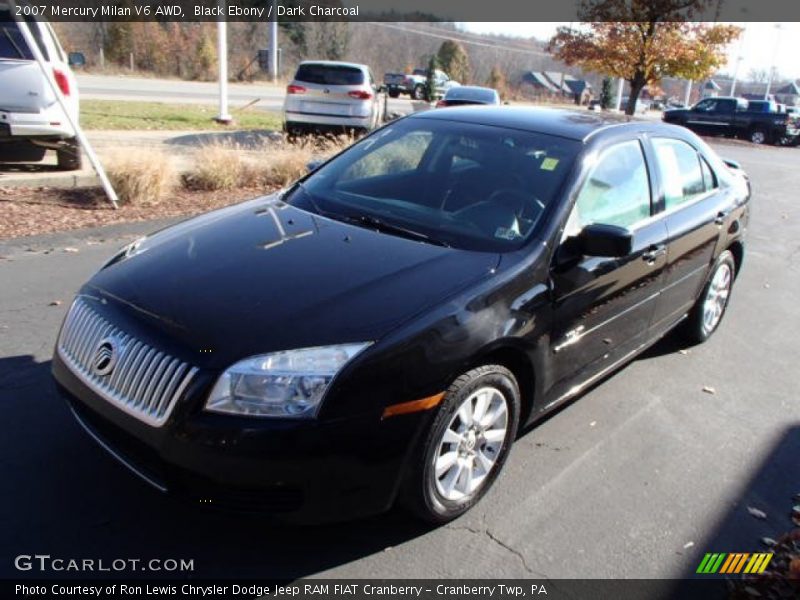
[541,157,559,171]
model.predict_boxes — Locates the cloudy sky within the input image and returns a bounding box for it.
[463,22,800,81]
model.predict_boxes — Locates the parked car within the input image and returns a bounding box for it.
[53,107,750,523]
[662,96,799,145]
[0,7,81,169]
[282,60,384,136]
[435,85,500,108]
[383,68,459,100]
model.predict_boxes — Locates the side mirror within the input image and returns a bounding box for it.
[722,158,742,171]
[68,52,86,68]
[578,223,632,257]
[306,159,324,173]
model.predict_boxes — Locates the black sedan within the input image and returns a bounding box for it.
[52,107,750,523]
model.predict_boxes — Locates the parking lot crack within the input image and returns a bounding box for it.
[445,522,542,576]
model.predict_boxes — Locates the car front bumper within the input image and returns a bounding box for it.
[52,351,432,522]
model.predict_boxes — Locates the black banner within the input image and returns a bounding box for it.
[5,0,800,23]
[5,579,800,600]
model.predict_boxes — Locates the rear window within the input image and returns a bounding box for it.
[0,12,48,60]
[294,64,364,86]
[446,88,497,103]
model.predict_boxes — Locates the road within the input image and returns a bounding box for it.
[1,142,798,581]
[76,73,416,115]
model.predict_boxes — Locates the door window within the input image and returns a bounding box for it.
[652,138,710,210]
[566,140,651,235]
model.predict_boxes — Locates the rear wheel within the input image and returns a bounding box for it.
[682,250,736,344]
[388,89,400,99]
[749,129,768,145]
[56,137,82,171]
[403,365,520,524]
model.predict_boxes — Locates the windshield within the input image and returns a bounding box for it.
[0,12,48,60]
[286,117,580,252]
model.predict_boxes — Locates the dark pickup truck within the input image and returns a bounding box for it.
[663,96,800,145]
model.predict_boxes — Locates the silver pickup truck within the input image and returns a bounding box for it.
[0,7,81,169]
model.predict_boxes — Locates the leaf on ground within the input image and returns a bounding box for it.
[48,300,62,306]
[683,541,694,549]
[702,386,716,395]
[63,247,79,253]
[678,349,690,355]
[747,506,767,520]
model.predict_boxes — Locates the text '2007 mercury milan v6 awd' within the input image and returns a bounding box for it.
[53,107,750,523]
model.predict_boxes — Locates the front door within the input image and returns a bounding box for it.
[549,139,669,390]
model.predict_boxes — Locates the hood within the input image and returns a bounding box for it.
[87,195,499,368]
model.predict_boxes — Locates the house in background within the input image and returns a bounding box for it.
[774,81,800,107]
[520,71,592,104]
[702,79,721,98]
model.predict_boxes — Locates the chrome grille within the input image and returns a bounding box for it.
[57,297,198,427]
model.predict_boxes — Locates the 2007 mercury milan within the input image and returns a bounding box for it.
[53,107,750,523]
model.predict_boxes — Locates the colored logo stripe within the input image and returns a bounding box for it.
[697,552,773,574]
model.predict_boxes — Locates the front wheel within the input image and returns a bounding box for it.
[682,250,736,344]
[402,365,520,524]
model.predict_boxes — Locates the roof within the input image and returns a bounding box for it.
[522,72,561,92]
[408,106,668,142]
[775,81,800,95]
[297,60,368,71]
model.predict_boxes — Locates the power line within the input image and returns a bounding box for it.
[369,22,551,58]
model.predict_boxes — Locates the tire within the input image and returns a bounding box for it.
[749,129,768,145]
[402,365,520,524]
[681,250,736,344]
[412,84,424,101]
[388,89,400,99]
[56,137,82,171]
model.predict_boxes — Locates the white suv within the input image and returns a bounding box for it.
[283,61,384,136]
[0,8,81,170]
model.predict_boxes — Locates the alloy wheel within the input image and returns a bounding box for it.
[432,386,509,501]
[702,263,732,335]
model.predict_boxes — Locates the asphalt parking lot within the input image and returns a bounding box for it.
[1,141,798,580]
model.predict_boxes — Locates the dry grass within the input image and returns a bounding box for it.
[105,150,178,205]
[185,135,352,191]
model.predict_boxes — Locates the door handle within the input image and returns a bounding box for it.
[642,244,667,264]
[714,210,730,226]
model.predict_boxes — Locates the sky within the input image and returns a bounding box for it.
[462,22,800,81]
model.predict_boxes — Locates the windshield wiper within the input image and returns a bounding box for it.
[352,215,450,247]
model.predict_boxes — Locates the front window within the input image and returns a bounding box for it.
[566,140,651,234]
[285,118,581,252]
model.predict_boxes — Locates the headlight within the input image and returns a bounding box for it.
[205,343,371,418]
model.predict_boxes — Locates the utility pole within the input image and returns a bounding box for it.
[215,1,232,124]
[764,23,782,100]
[615,77,624,111]
[684,80,693,106]
[269,0,278,81]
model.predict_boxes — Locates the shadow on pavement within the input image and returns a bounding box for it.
[669,423,800,599]
[166,130,282,149]
[0,354,432,580]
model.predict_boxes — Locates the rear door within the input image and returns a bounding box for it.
[292,63,366,117]
[549,139,669,388]
[647,137,728,330]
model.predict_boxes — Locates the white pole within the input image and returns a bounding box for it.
[684,80,693,106]
[269,0,278,81]
[12,5,118,208]
[615,77,624,111]
[215,9,232,123]
[730,56,742,96]
[764,24,782,100]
